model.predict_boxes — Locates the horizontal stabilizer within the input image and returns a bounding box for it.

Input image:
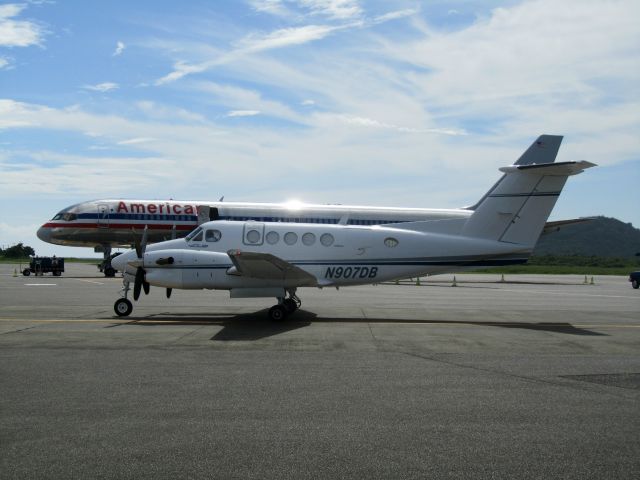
[542,217,595,235]
[500,161,596,175]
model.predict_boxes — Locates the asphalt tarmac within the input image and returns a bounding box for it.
[1,263,639,479]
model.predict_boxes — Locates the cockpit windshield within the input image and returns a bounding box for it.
[51,213,77,221]
[185,227,203,241]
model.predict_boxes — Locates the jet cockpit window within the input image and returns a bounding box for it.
[52,213,63,220]
[62,213,77,221]
[205,229,222,242]
[186,227,203,241]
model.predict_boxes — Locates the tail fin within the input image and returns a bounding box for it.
[515,134,563,166]
[467,135,563,210]
[461,161,596,247]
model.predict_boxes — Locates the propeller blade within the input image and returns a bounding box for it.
[143,280,150,295]
[133,267,144,301]
[132,225,149,259]
[166,288,172,299]
[140,225,148,255]
[133,229,142,258]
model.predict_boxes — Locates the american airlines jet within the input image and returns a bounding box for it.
[37,135,572,275]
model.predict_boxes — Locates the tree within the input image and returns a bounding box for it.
[2,243,36,258]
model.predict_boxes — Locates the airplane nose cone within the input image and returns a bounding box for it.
[37,225,51,243]
[111,252,129,272]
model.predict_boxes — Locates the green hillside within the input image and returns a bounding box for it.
[535,216,640,258]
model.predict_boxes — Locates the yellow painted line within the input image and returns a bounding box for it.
[496,288,639,300]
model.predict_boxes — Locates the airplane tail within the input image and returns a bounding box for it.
[467,135,564,210]
[461,161,596,248]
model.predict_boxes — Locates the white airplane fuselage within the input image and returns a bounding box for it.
[115,220,527,293]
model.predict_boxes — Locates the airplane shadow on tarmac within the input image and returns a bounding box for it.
[111,309,607,340]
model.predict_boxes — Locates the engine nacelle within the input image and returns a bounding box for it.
[142,249,230,289]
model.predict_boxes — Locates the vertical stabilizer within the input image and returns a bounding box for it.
[461,161,596,248]
[515,135,563,166]
[467,135,563,210]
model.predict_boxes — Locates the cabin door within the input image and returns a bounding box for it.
[97,203,110,228]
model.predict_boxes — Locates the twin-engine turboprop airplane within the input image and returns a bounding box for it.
[38,135,579,276]
[111,150,595,320]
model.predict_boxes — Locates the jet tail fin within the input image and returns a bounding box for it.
[461,161,596,248]
[467,135,563,210]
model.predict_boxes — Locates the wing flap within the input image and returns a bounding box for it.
[226,250,317,285]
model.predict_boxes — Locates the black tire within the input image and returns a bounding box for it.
[283,298,298,314]
[104,267,116,277]
[633,280,639,289]
[268,305,287,321]
[114,298,133,317]
[23,269,30,276]
[53,271,61,276]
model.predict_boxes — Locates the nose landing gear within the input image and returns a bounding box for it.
[114,278,133,317]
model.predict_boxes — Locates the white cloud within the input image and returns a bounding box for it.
[297,0,362,20]
[325,114,466,135]
[117,137,155,145]
[155,61,209,85]
[195,81,302,123]
[83,82,119,92]
[113,40,125,56]
[237,24,339,52]
[372,8,418,24]
[301,99,315,106]
[250,0,362,20]
[0,56,10,69]
[0,3,44,47]
[249,0,290,16]
[226,110,261,117]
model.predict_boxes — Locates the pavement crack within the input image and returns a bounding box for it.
[401,351,638,401]
[1,326,37,335]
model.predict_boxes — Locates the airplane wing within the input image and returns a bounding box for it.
[542,217,595,235]
[226,250,317,286]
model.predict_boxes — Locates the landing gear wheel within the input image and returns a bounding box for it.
[23,269,30,276]
[283,298,298,314]
[268,305,287,321]
[53,271,61,277]
[104,267,116,277]
[633,280,639,289]
[114,298,133,317]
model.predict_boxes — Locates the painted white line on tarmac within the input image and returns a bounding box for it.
[24,283,57,286]
[74,279,105,285]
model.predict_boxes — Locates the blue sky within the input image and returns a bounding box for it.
[1,0,639,256]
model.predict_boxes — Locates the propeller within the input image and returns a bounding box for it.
[166,288,172,298]
[131,226,150,301]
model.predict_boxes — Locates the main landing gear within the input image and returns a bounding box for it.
[268,290,301,321]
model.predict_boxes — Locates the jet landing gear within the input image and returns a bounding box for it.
[114,279,133,317]
[268,290,301,321]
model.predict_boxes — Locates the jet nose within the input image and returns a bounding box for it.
[37,225,51,243]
